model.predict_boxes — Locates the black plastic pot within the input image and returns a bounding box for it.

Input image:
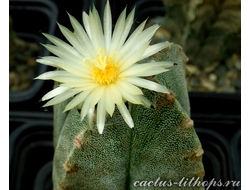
[34,161,53,190]
[9,120,54,190]
[231,129,241,182]
[9,111,53,135]
[190,92,241,189]
[131,0,166,22]
[190,92,241,144]
[196,128,233,189]
[9,0,58,103]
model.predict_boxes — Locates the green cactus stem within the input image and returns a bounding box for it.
[53,44,204,190]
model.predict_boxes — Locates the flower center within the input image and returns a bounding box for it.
[86,49,119,85]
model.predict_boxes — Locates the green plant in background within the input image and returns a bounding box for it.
[9,16,40,92]
[9,16,16,65]
[36,1,204,189]
[162,0,241,92]
[163,0,241,66]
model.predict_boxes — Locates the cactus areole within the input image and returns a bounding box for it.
[36,1,204,189]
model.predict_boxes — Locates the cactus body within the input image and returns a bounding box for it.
[53,44,204,190]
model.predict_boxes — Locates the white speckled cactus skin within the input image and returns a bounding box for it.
[53,44,205,190]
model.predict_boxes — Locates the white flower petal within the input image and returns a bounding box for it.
[117,86,142,105]
[117,24,159,66]
[80,91,95,120]
[57,78,92,85]
[136,68,171,77]
[116,8,135,52]
[104,87,115,116]
[138,95,152,108]
[57,23,89,58]
[68,83,99,90]
[42,34,83,61]
[108,84,123,105]
[64,90,93,112]
[89,7,105,53]
[36,58,57,67]
[82,11,91,39]
[119,41,150,72]
[43,90,79,107]
[42,86,71,101]
[80,86,105,121]
[139,42,172,61]
[141,24,160,35]
[120,61,174,77]
[117,101,134,129]
[90,86,106,108]
[40,56,91,75]
[97,97,106,134]
[116,19,147,61]
[125,77,170,94]
[41,44,83,64]
[54,63,88,77]
[109,7,126,55]
[115,80,143,95]
[104,0,112,53]
[34,71,75,80]
[119,62,157,78]
[36,71,92,87]
[67,12,96,58]
[43,33,68,48]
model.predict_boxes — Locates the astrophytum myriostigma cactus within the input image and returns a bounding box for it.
[52,44,205,190]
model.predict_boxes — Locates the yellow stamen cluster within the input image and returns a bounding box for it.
[89,49,119,85]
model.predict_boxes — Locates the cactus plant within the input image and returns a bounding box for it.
[36,1,205,189]
[162,0,241,67]
[52,44,204,190]
[161,0,241,92]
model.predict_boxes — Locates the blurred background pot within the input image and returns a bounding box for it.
[9,119,53,190]
[9,0,58,103]
[34,161,53,190]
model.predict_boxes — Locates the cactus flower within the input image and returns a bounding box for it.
[35,1,175,134]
